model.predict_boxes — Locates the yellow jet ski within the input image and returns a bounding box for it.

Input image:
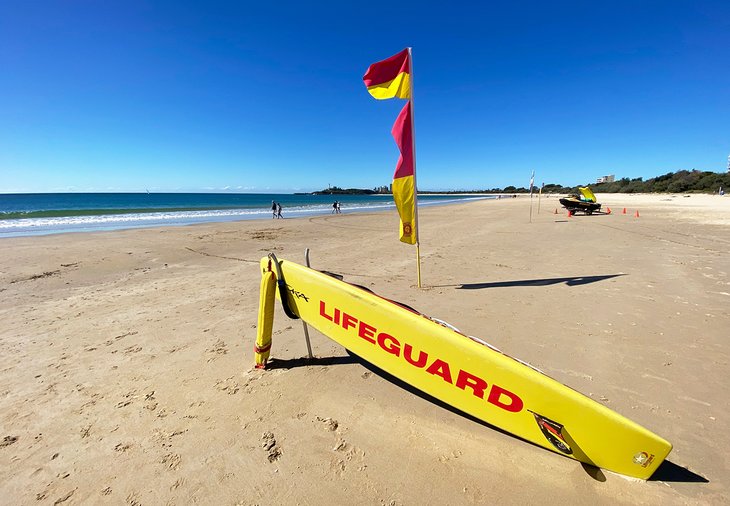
[559,187,602,215]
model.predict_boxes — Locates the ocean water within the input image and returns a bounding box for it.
[0,193,489,237]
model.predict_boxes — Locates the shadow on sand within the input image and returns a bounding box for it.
[457,273,625,290]
[649,460,708,483]
[265,355,358,370]
[266,285,706,485]
[315,350,707,484]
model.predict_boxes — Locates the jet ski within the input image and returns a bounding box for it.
[559,187,601,215]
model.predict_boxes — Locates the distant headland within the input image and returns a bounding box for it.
[295,186,380,195]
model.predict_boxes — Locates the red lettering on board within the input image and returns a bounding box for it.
[487,385,524,412]
[403,344,428,368]
[342,313,357,330]
[377,333,401,356]
[358,321,376,344]
[426,359,453,384]
[319,300,333,321]
[455,369,488,399]
[316,298,524,415]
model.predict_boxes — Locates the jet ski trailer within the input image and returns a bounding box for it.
[559,187,602,215]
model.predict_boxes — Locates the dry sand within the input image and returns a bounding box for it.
[1,193,729,505]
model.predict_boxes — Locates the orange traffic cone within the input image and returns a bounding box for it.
[622,208,627,214]
[606,207,612,214]
[634,210,640,218]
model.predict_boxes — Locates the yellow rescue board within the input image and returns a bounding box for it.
[259,257,672,479]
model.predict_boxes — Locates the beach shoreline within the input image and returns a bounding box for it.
[1,193,728,504]
[0,192,493,239]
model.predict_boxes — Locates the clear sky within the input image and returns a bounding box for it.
[1,1,728,193]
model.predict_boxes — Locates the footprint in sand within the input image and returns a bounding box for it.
[214,377,240,395]
[261,432,281,462]
[114,442,132,452]
[48,488,76,505]
[143,391,158,411]
[1,435,18,447]
[206,339,228,362]
[316,416,339,431]
[161,452,181,470]
[104,331,139,347]
[126,491,142,506]
[330,438,366,476]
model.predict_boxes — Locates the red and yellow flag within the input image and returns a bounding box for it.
[363,48,411,100]
[391,101,416,244]
[363,48,417,245]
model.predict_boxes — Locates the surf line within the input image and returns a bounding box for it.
[318,300,524,413]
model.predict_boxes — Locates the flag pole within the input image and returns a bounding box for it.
[528,169,535,223]
[408,47,422,288]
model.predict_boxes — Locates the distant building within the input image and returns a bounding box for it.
[596,174,615,184]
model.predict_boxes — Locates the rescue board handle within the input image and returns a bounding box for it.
[268,252,300,320]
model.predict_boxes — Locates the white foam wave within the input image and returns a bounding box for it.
[0,196,489,237]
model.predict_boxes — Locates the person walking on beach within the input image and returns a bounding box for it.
[271,201,277,219]
[336,201,341,213]
[276,202,283,219]
[332,201,338,214]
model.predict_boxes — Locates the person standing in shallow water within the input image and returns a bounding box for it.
[276,202,283,219]
[271,201,277,219]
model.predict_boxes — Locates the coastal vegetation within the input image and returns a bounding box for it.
[588,170,729,194]
[397,169,729,195]
[499,169,729,194]
[313,169,729,196]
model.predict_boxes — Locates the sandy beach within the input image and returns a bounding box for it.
[1,193,729,505]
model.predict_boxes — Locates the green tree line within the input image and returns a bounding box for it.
[321,170,729,195]
[422,170,730,194]
[588,170,729,194]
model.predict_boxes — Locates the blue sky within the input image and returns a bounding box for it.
[1,1,728,193]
